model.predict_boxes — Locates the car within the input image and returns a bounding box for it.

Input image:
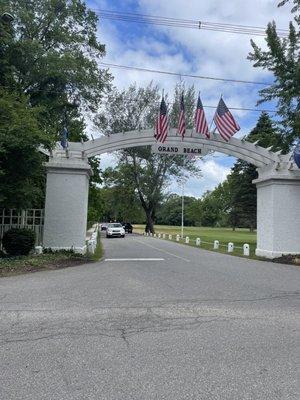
[100,223,108,231]
[106,223,125,238]
[122,222,133,233]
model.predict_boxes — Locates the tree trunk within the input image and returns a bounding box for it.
[145,210,155,234]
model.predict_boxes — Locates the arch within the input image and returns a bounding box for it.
[42,129,300,259]
[63,129,285,168]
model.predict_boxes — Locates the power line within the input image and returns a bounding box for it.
[10,85,276,113]
[94,9,289,37]
[99,62,271,86]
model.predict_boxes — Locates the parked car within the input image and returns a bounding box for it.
[106,223,125,238]
[122,222,133,233]
[100,223,108,231]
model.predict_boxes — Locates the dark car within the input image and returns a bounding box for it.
[100,223,108,231]
[122,222,133,233]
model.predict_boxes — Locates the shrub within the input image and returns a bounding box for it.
[2,228,36,256]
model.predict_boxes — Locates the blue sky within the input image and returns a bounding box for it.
[87,0,292,197]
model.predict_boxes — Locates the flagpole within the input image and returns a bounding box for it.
[181,156,185,239]
[181,180,184,239]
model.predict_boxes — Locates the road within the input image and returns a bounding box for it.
[0,234,299,400]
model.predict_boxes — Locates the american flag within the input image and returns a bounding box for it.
[155,96,169,143]
[178,93,186,139]
[195,94,209,138]
[213,97,240,141]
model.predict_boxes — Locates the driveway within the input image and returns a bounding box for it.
[0,234,299,399]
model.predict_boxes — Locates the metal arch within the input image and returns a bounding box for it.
[80,129,282,167]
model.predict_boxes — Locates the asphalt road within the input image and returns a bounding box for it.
[0,234,299,400]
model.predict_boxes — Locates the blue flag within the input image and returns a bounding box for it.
[293,139,300,168]
[60,126,68,149]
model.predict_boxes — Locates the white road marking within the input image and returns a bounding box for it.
[105,258,165,261]
[133,239,191,262]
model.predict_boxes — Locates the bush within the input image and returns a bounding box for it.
[2,228,36,256]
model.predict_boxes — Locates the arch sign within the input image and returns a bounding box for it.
[40,129,300,259]
[151,142,210,156]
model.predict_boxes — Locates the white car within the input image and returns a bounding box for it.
[106,223,125,238]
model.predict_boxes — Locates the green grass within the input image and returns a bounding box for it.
[133,225,257,257]
[90,235,103,261]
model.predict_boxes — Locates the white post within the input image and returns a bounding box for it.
[168,234,172,240]
[196,238,201,246]
[254,166,300,258]
[43,157,92,253]
[176,234,180,242]
[185,236,189,244]
[162,233,166,239]
[214,240,219,250]
[243,243,250,256]
[153,233,156,238]
[158,233,161,239]
[228,242,234,253]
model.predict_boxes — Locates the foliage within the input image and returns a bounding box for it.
[0,0,111,209]
[101,169,147,223]
[97,83,201,232]
[2,228,35,256]
[248,1,300,143]
[0,0,110,138]
[0,89,52,207]
[156,194,201,226]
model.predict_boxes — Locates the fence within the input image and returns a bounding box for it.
[0,209,44,249]
[144,232,251,257]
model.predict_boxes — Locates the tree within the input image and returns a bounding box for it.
[0,0,110,208]
[98,83,201,233]
[1,0,110,137]
[226,112,283,230]
[101,167,145,223]
[156,194,201,226]
[248,1,300,144]
[0,89,52,208]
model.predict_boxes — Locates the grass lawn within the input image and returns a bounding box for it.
[133,225,257,257]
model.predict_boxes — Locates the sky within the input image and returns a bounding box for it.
[87,0,292,197]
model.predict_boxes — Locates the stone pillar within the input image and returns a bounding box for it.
[254,165,300,259]
[43,157,92,253]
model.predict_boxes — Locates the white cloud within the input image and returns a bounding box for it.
[167,157,232,198]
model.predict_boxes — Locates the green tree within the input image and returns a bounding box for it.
[248,1,300,143]
[101,167,145,223]
[98,83,201,233]
[0,0,110,208]
[156,194,200,226]
[0,89,52,208]
[0,0,110,138]
[226,112,283,230]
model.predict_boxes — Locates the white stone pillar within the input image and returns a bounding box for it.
[254,166,300,259]
[43,157,92,253]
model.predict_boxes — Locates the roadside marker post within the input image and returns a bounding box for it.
[169,234,172,240]
[176,234,180,242]
[196,238,201,246]
[228,242,234,253]
[185,236,190,244]
[214,240,219,250]
[243,243,250,256]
